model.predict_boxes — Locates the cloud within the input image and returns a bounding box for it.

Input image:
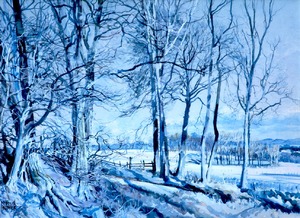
[190,110,300,140]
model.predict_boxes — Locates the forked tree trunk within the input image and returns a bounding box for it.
[156,63,169,181]
[144,0,160,174]
[240,60,253,189]
[72,0,98,199]
[206,61,222,180]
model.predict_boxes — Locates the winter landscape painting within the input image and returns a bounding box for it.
[0,0,299,217]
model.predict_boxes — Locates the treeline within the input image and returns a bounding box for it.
[169,133,280,166]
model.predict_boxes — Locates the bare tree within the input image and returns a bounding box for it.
[0,0,57,189]
[198,0,233,183]
[49,1,86,187]
[205,0,233,181]
[233,0,290,189]
[48,0,121,196]
[172,25,208,178]
[119,0,198,181]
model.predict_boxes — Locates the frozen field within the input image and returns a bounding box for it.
[99,149,300,192]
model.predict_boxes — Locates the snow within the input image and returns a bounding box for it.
[110,176,179,196]
[105,173,298,218]
[98,149,300,192]
[92,152,299,217]
[1,150,300,217]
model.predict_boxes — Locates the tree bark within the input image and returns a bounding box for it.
[150,64,159,174]
[142,0,160,174]
[200,59,212,183]
[206,56,222,180]
[174,97,191,178]
[6,121,24,189]
[6,0,34,188]
[240,111,250,189]
[156,62,169,181]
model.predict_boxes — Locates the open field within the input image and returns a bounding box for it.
[98,149,300,192]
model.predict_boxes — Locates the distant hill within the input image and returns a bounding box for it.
[258,138,300,146]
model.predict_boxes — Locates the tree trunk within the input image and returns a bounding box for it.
[240,111,251,189]
[28,153,75,216]
[6,0,34,188]
[153,118,159,173]
[74,107,88,174]
[206,106,219,180]
[200,59,212,183]
[6,121,27,189]
[71,101,79,167]
[150,64,159,174]
[75,106,89,198]
[158,97,166,179]
[158,113,170,182]
[163,117,170,182]
[84,46,95,157]
[174,98,191,178]
[156,63,169,181]
[240,115,248,188]
[143,0,160,174]
[206,62,222,180]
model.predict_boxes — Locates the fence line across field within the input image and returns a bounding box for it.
[99,158,154,170]
[98,153,277,171]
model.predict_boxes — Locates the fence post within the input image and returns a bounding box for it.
[129,157,132,169]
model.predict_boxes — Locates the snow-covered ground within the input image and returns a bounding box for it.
[191,162,300,192]
[99,149,300,192]
[99,158,300,218]
[2,151,300,217]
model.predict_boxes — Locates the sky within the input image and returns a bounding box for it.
[257,0,300,139]
[214,0,300,140]
[95,0,300,142]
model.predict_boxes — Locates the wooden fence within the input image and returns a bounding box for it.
[100,157,154,170]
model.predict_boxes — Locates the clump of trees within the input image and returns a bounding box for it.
[0,0,124,213]
[169,133,280,167]
[0,0,292,206]
[118,0,289,187]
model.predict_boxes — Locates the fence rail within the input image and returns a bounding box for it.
[99,157,154,170]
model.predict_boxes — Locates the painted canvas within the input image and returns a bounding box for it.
[0,0,299,217]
